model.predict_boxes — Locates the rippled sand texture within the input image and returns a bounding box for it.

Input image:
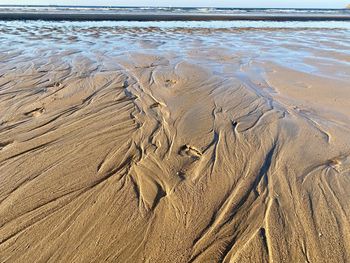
[0,23,350,263]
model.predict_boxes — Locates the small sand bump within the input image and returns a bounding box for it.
[150,102,161,109]
[164,79,177,87]
[179,145,202,159]
[0,140,14,150]
[24,107,45,117]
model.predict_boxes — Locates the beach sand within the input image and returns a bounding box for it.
[0,23,350,262]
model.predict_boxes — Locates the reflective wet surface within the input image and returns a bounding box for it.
[0,20,350,80]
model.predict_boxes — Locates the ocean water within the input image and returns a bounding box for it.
[1,19,350,30]
[0,6,350,29]
[0,6,349,15]
[0,5,350,15]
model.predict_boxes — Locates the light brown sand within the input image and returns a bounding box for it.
[0,24,350,263]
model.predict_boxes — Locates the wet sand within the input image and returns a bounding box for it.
[0,22,350,262]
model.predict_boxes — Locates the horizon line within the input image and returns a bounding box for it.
[0,4,348,10]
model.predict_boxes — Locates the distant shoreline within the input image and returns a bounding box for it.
[1,12,350,21]
[0,5,348,10]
